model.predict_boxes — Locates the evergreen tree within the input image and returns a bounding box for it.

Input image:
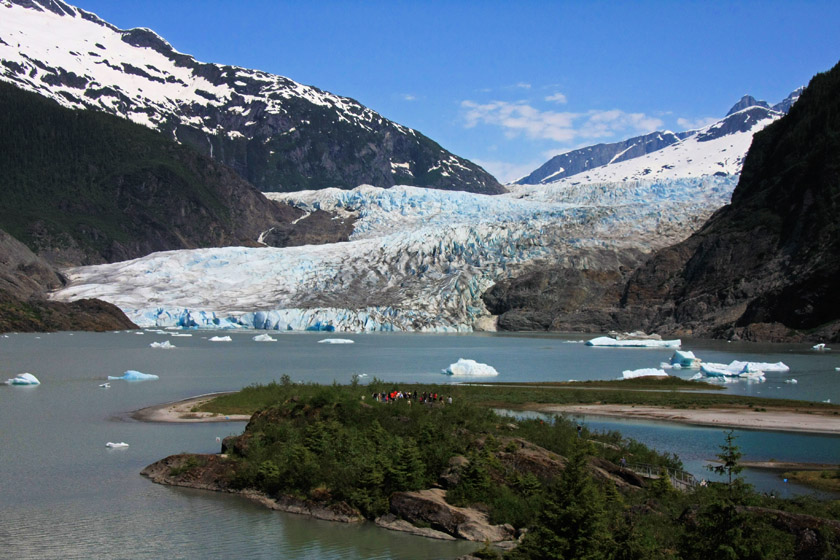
[509,441,612,560]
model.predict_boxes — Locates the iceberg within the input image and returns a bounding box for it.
[150,340,175,349]
[318,338,354,344]
[252,334,276,342]
[442,358,499,377]
[700,362,766,382]
[108,370,159,381]
[622,368,668,379]
[105,442,129,448]
[208,336,232,342]
[727,360,789,373]
[669,350,701,368]
[784,379,798,384]
[5,372,40,385]
[586,336,681,348]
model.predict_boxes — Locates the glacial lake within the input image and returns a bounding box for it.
[1,330,838,559]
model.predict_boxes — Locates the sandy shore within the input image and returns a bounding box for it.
[132,393,251,423]
[537,404,840,435]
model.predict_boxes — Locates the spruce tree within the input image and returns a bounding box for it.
[509,441,612,559]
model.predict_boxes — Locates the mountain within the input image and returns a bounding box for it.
[0,81,310,267]
[0,0,503,194]
[515,91,798,187]
[486,63,840,342]
[621,61,840,342]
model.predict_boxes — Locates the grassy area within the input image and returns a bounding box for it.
[197,376,840,416]
[783,470,840,493]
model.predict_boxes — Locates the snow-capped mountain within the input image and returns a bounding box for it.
[514,90,801,187]
[0,0,502,194]
[51,176,734,332]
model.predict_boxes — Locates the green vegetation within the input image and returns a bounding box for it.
[184,381,840,559]
[199,377,840,416]
[0,81,257,263]
[783,470,840,494]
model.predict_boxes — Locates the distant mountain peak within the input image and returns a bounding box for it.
[725,94,771,116]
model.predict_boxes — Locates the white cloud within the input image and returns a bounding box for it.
[545,92,567,104]
[515,82,532,90]
[401,93,417,101]
[472,158,545,184]
[676,116,719,130]
[461,100,663,144]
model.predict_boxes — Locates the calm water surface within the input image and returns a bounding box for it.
[1,330,838,559]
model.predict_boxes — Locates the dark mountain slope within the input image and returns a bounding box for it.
[0,81,302,266]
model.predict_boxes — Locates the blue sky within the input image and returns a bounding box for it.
[71,0,840,182]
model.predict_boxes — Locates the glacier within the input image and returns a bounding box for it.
[51,177,740,332]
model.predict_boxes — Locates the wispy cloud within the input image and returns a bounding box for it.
[472,158,545,184]
[461,100,663,143]
[545,92,567,104]
[676,116,719,130]
[401,93,417,101]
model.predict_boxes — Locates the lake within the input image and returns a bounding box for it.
[1,330,838,559]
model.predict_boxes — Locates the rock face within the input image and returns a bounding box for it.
[481,250,647,332]
[0,227,136,332]
[389,488,516,542]
[0,0,503,195]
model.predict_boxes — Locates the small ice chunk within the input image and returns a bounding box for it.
[106,442,129,448]
[99,382,111,388]
[622,368,668,379]
[150,340,175,349]
[784,379,798,384]
[6,372,40,385]
[586,336,681,348]
[108,370,159,381]
[442,358,499,376]
[209,336,232,342]
[170,333,192,337]
[318,338,354,344]
[812,343,830,351]
[253,334,277,342]
[670,350,701,368]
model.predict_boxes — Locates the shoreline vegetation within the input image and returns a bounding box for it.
[139,378,840,558]
[135,378,840,436]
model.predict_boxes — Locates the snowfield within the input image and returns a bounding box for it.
[52,177,738,332]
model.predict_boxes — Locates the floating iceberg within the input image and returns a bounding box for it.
[669,350,701,368]
[727,360,789,373]
[700,362,765,382]
[209,336,232,342]
[150,340,175,349]
[442,358,499,377]
[586,336,681,348]
[784,379,798,384]
[108,370,159,381]
[252,334,276,342]
[318,338,354,344]
[622,368,668,379]
[5,372,40,385]
[105,442,129,448]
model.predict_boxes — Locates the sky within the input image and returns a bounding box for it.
[68,0,840,183]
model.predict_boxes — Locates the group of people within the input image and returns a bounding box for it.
[371,390,452,405]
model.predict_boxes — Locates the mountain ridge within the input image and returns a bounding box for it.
[0,0,503,194]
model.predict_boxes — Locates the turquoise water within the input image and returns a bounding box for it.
[0,330,837,559]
